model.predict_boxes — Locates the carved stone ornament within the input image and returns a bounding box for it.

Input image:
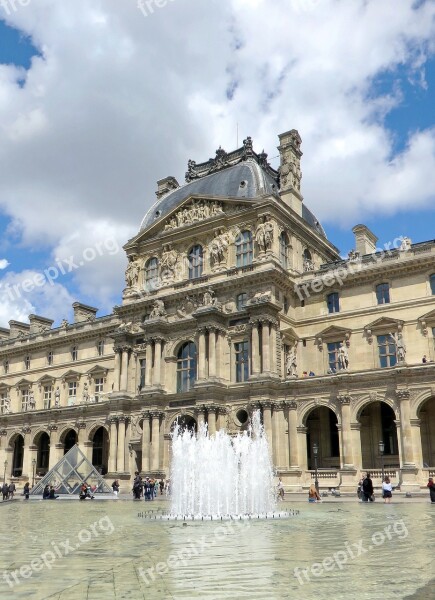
[125,257,141,289]
[163,200,224,231]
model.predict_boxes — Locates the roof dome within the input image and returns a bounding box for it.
[140,138,326,238]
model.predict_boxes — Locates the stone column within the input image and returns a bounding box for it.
[215,331,222,379]
[159,414,165,472]
[262,402,273,454]
[153,339,162,387]
[77,422,88,456]
[251,321,260,376]
[209,329,217,379]
[198,329,207,380]
[108,417,118,473]
[410,419,423,470]
[287,402,299,468]
[297,425,308,472]
[151,412,161,472]
[339,395,354,467]
[217,407,227,431]
[113,348,121,392]
[261,322,270,373]
[195,406,206,429]
[207,406,217,436]
[117,416,126,473]
[397,390,414,466]
[141,412,150,473]
[48,425,59,470]
[145,342,153,387]
[120,348,130,392]
[269,324,277,374]
[272,403,281,467]
[351,423,363,472]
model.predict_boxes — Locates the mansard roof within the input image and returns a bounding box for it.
[139,139,327,238]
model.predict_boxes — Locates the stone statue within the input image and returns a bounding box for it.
[149,299,166,319]
[82,382,89,403]
[337,342,349,371]
[60,319,68,329]
[3,395,11,414]
[209,229,229,267]
[125,258,140,288]
[160,244,178,282]
[54,387,61,408]
[264,216,274,251]
[399,237,412,252]
[203,289,217,307]
[255,217,267,253]
[389,331,406,363]
[286,343,298,377]
[28,391,36,410]
[303,258,315,272]
[348,250,361,262]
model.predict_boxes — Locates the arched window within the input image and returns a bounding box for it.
[236,293,248,311]
[430,273,435,295]
[279,232,289,268]
[177,342,197,392]
[236,231,253,267]
[145,257,159,291]
[188,245,203,279]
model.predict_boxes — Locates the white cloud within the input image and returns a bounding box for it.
[0,259,9,270]
[0,0,434,314]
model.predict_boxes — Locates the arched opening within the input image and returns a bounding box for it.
[92,427,109,475]
[171,415,197,433]
[306,407,340,469]
[64,430,78,454]
[418,397,435,467]
[12,435,24,477]
[359,402,399,469]
[37,432,50,474]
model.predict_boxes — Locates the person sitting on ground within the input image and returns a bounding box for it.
[382,476,393,503]
[308,483,321,503]
[42,484,50,500]
[79,483,93,500]
[48,485,59,500]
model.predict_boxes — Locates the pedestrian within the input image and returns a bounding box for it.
[308,483,321,503]
[144,478,152,501]
[382,476,393,503]
[8,482,16,500]
[2,481,9,501]
[159,479,165,496]
[132,472,142,500]
[427,477,435,503]
[112,479,120,497]
[277,477,285,501]
[357,477,363,500]
[361,473,374,502]
[23,482,30,500]
[422,355,427,363]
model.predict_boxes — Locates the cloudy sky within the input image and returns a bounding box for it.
[0,0,435,326]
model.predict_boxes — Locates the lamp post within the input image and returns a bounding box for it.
[379,440,385,483]
[313,442,319,493]
[32,458,36,488]
[3,459,8,484]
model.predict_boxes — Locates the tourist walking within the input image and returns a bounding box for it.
[23,482,30,500]
[2,482,9,501]
[308,483,321,503]
[277,477,285,501]
[144,478,152,501]
[427,477,435,503]
[361,473,374,502]
[8,482,16,500]
[382,476,393,503]
[132,472,142,500]
[159,479,165,496]
[112,480,120,497]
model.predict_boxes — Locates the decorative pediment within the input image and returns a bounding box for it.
[315,326,351,351]
[37,375,55,388]
[87,365,108,378]
[364,317,403,344]
[418,310,435,336]
[15,378,33,389]
[281,327,299,344]
[61,369,81,383]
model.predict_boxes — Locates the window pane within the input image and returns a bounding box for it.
[430,274,435,295]
[376,283,390,304]
[236,231,253,268]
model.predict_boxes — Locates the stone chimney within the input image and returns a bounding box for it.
[9,320,30,339]
[277,129,303,216]
[352,225,378,256]
[29,314,54,335]
[72,302,98,323]
[156,176,179,200]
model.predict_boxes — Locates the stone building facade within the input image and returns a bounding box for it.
[1,129,435,493]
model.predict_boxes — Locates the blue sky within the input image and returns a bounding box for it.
[0,1,435,325]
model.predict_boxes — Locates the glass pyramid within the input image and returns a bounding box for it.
[30,444,114,496]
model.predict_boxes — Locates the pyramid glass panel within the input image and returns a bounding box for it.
[30,445,113,496]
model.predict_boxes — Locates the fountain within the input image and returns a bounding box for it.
[141,410,298,521]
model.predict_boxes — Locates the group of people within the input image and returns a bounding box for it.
[357,473,399,503]
[42,484,59,500]
[1,482,16,501]
[131,472,168,500]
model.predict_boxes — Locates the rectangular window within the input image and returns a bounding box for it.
[327,342,340,372]
[24,356,30,370]
[95,378,104,402]
[0,393,7,414]
[377,335,397,368]
[21,389,29,412]
[44,386,52,409]
[4,360,9,374]
[71,347,78,361]
[139,359,146,390]
[68,382,77,406]
[47,351,53,366]
[376,283,390,305]
[235,341,250,382]
[97,341,104,356]
[327,292,340,314]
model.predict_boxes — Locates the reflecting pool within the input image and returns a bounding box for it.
[0,499,433,599]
